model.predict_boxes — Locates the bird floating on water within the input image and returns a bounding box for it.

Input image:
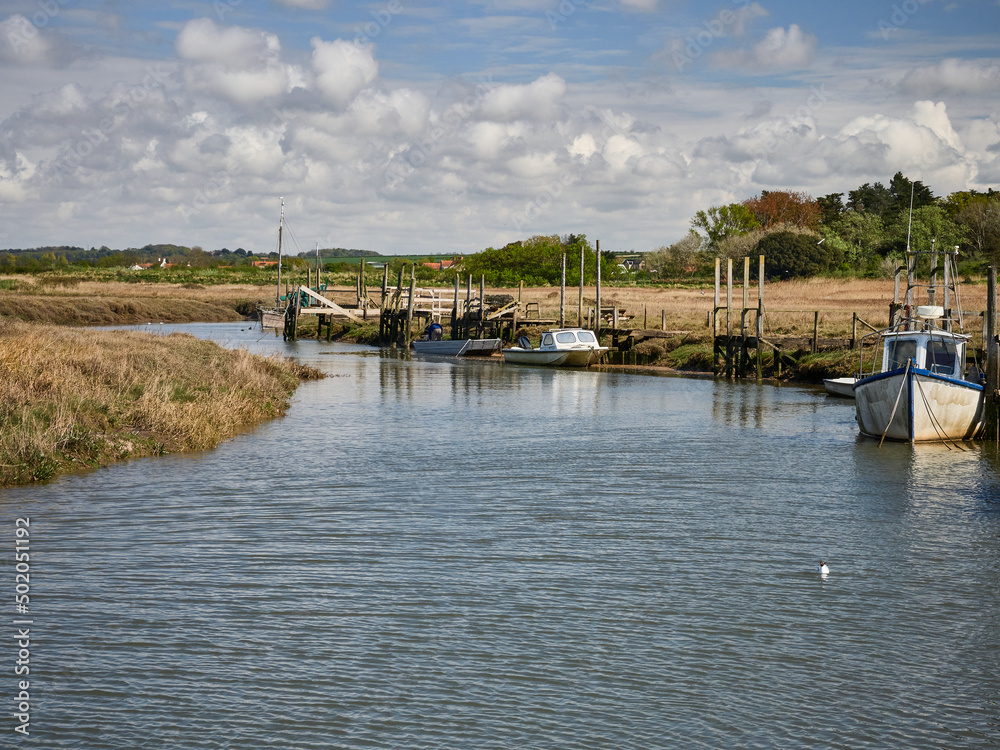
[818,561,829,578]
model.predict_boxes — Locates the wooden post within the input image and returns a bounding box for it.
[405,264,416,346]
[726,258,733,379]
[756,255,764,382]
[812,311,819,354]
[578,243,584,327]
[661,309,666,331]
[466,274,473,340]
[292,285,302,341]
[360,259,367,320]
[595,240,601,336]
[452,275,459,339]
[986,266,998,441]
[741,256,749,378]
[479,274,485,338]
[713,257,721,377]
[560,253,566,328]
[852,312,858,350]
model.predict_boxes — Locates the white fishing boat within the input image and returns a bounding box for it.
[854,246,984,443]
[503,328,608,367]
[258,198,287,330]
[823,377,857,398]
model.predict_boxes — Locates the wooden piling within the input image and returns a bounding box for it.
[986,266,998,441]
[713,257,721,377]
[595,240,601,337]
[560,253,566,328]
[405,264,415,346]
[578,244,585,327]
[756,255,764,382]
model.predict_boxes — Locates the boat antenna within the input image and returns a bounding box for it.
[276,197,284,307]
[905,183,914,253]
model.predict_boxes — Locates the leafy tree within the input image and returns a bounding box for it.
[690,203,760,250]
[645,231,703,278]
[742,190,820,230]
[847,182,892,217]
[458,234,597,286]
[956,198,1000,262]
[887,171,934,216]
[817,193,845,227]
[756,231,841,279]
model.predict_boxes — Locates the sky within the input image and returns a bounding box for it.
[0,0,998,257]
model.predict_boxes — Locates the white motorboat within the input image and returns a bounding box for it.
[853,247,984,443]
[503,328,608,367]
[823,377,857,398]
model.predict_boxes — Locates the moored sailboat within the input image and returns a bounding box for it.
[258,198,288,330]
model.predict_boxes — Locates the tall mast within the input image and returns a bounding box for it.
[276,197,284,307]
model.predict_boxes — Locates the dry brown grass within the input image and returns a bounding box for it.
[0,318,322,486]
[484,277,990,342]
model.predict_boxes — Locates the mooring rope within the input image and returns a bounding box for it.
[879,359,911,448]
[913,373,965,451]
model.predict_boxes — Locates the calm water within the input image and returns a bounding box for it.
[4,322,1000,749]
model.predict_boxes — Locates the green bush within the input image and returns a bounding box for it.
[756,231,843,279]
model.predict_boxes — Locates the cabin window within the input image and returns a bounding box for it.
[555,331,577,344]
[885,339,917,370]
[542,333,554,346]
[577,331,597,343]
[926,339,958,376]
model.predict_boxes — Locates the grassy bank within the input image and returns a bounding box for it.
[0,319,323,487]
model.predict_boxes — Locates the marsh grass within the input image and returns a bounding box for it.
[0,319,322,487]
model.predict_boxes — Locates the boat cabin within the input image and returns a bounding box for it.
[541,329,600,349]
[879,331,967,379]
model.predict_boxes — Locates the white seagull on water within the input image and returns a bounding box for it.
[818,561,830,578]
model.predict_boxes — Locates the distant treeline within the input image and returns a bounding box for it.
[0,243,386,272]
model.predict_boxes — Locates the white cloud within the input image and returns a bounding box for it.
[898,58,1000,97]
[479,73,566,123]
[714,24,817,70]
[311,38,378,109]
[176,18,290,105]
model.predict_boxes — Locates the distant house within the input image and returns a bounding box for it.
[618,257,645,271]
[422,258,460,270]
[251,260,279,268]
